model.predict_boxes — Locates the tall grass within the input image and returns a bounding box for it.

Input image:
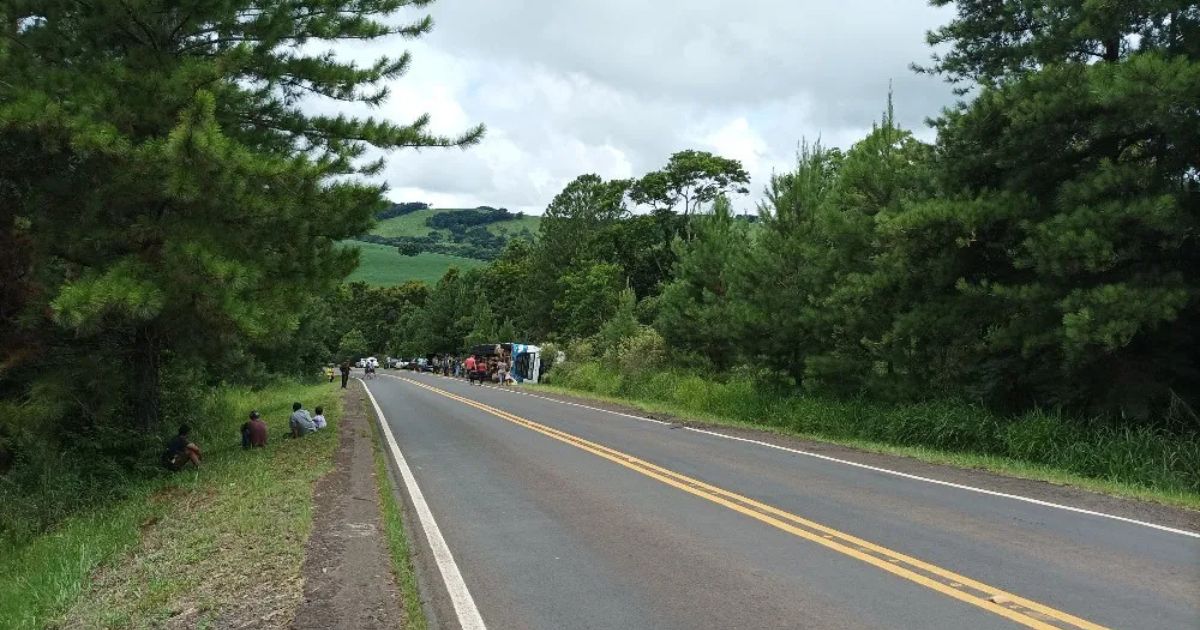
[549,362,1200,499]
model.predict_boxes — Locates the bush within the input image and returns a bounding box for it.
[614,327,666,374]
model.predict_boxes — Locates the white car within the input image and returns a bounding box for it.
[355,358,366,368]
[364,357,379,369]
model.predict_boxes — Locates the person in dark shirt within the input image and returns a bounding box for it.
[241,411,268,449]
[162,425,202,471]
[339,360,351,388]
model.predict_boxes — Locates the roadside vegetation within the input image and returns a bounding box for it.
[0,381,339,630]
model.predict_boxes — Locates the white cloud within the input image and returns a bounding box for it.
[318,1,958,213]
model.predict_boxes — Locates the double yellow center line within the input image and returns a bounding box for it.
[398,376,1106,630]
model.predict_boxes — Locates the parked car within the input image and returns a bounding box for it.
[364,356,379,369]
[355,358,366,368]
[385,356,407,369]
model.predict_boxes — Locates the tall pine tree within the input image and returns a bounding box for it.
[0,0,483,428]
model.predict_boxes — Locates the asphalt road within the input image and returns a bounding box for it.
[363,371,1200,630]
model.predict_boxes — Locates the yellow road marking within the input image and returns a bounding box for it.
[395,376,1108,630]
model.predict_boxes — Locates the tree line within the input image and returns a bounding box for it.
[391,1,1199,421]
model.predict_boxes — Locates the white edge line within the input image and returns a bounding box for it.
[358,378,488,630]
[391,372,1200,540]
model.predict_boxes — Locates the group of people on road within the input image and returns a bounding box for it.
[463,354,512,386]
[161,401,329,472]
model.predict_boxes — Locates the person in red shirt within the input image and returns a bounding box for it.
[241,411,268,449]
[465,355,478,384]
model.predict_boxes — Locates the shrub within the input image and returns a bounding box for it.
[615,327,667,374]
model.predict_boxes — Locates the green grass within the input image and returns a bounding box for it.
[347,241,484,286]
[373,208,447,238]
[372,208,541,240]
[482,214,541,237]
[540,363,1200,510]
[366,390,428,630]
[0,380,341,629]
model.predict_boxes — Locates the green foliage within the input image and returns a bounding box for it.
[656,196,748,369]
[898,49,1200,412]
[334,281,428,353]
[919,0,1198,87]
[630,150,751,214]
[1,0,482,434]
[596,287,640,352]
[614,327,668,374]
[554,263,624,339]
[337,328,370,360]
[463,297,500,348]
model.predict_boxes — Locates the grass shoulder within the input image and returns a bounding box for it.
[0,380,341,630]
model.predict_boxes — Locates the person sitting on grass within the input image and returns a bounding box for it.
[241,410,268,449]
[161,425,202,471]
[289,402,316,437]
[312,406,327,430]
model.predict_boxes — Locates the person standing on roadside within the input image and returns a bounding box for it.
[465,355,477,384]
[339,360,351,388]
[497,358,510,386]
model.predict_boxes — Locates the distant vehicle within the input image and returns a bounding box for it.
[355,358,366,368]
[364,357,379,369]
[385,357,406,369]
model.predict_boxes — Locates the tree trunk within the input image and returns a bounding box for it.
[132,324,162,430]
[1103,37,1120,62]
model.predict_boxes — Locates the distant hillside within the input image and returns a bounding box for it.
[346,241,484,286]
[358,204,541,261]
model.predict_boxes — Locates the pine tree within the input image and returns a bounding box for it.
[906,0,1200,412]
[655,196,748,370]
[1,0,483,427]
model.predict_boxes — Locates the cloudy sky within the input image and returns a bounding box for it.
[332,1,959,214]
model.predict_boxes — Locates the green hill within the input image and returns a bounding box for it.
[346,241,484,286]
[373,207,540,240]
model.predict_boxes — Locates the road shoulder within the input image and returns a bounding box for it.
[292,384,406,630]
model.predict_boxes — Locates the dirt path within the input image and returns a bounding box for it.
[292,384,405,630]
